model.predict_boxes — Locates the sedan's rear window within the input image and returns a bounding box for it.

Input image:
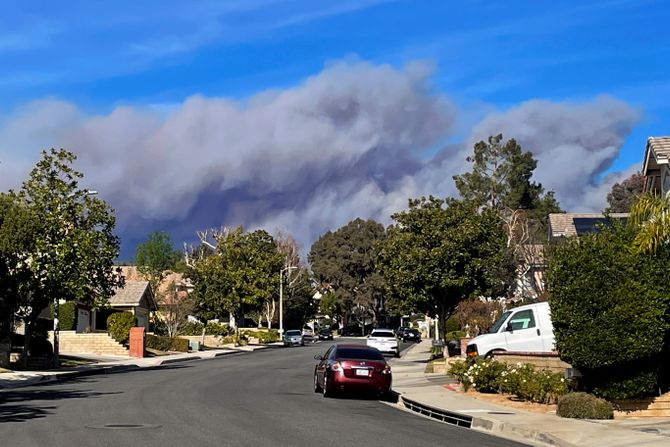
[285,330,301,336]
[371,331,395,338]
[336,348,384,360]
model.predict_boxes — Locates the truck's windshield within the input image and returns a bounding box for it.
[489,311,512,333]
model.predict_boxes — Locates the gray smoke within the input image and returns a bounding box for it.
[0,62,640,256]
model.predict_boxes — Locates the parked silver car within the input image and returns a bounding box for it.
[283,329,305,347]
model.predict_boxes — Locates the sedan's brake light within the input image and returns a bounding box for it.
[330,362,342,372]
[382,365,392,375]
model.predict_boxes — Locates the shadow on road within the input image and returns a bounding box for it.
[0,387,122,423]
[326,391,399,404]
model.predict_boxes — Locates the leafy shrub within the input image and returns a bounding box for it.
[52,301,76,331]
[445,316,459,333]
[205,322,230,336]
[181,321,204,336]
[240,329,279,343]
[547,224,670,398]
[462,359,507,392]
[583,361,661,400]
[556,392,613,419]
[145,334,189,352]
[448,360,471,383]
[446,330,465,341]
[499,363,568,404]
[181,321,231,336]
[451,359,568,403]
[107,312,137,344]
[256,330,279,343]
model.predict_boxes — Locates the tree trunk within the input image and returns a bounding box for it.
[21,318,34,368]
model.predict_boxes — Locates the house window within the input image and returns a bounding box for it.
[508,309,536,330]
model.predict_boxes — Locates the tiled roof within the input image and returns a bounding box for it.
[549,213,629,238]
[110,280,151,307]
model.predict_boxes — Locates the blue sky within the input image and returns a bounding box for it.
[1,0,668,257]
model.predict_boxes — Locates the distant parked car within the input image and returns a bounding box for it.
[318,328,333,340]
[302,326,314,337]
[396,327,410,339]
[314,344,392,397]
[283,330,304,347]
[402,329,421,343]
[366,329,400,357]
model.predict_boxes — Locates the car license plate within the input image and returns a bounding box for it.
[355,369,369,377]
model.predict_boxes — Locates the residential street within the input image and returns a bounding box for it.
[0,339,527,447]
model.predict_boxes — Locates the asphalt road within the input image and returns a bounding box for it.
[0,338,527,447]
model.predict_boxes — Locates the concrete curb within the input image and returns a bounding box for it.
[470,416,577,447]
[395,391,577,447]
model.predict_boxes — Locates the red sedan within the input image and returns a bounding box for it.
[314,344,392,397]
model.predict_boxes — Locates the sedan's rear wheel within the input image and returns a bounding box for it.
[314,373,322,393]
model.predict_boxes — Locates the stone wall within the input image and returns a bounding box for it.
[491,351,571,374]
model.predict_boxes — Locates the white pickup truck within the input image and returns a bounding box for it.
[466,301,555,358]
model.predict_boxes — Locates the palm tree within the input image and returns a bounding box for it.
[629,192,670,254]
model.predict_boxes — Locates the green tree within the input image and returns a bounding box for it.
[376,197,513,339]
[308,218,386,327]
[606,172,645,213]
[135,231,181,292]
[547,224,670,398]
[188,227,283,330]
[0,192,39,366]
[453,134,562,237]
[16,148,124,365]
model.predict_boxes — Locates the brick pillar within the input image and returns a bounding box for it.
[129,327,145,358]
[460,337,471,358]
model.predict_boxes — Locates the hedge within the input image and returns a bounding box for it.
[180,321,232,336]
[146,334,189,352]
[107,312,137,344]
[241,329,279,343]
[547,224,670,399]
[56,301,76,331]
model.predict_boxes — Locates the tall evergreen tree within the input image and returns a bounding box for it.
[453,134,562,238]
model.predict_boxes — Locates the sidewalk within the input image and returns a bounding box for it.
[390,340,670,447]
[0,344,275,390]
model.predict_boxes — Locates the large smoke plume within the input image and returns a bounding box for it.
[0,61,640,256]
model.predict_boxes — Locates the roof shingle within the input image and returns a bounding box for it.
[110,280,151,307]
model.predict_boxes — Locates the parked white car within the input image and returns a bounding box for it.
[366,329,400,357]
[466,301,555,358]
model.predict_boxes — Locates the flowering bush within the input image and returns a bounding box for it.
[462,359,507,392]
[449,359,569,403]
[448,360,470,383]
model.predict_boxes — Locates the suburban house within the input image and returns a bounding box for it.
[514,244,546,302]
[548,212,629,241]
[642,136,670,194]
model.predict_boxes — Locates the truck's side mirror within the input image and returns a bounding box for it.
[506,322,514,332]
